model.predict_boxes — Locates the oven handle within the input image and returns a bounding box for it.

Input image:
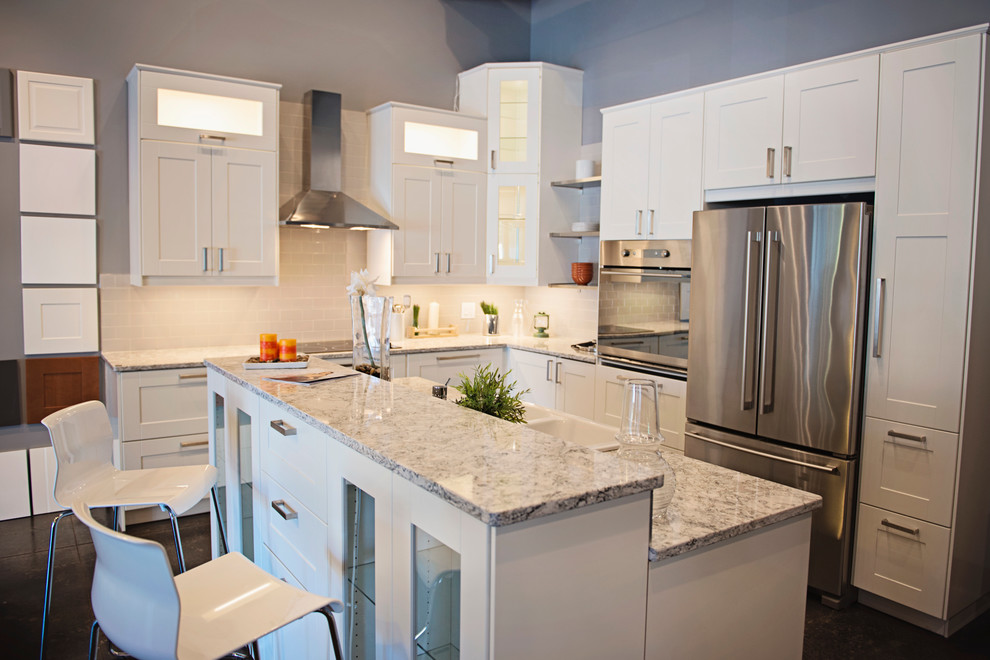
[685,431,840,474]
[600,269,690,279]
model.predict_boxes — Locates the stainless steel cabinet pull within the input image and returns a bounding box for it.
[271,499,298,521]
[179,440,208,448]
[783,146,792,177]
[648,209,655,235]
[489,254,495,275]
[759,231,780,413]
[270,419,297,436]
[436,354,480,361]
[435,252,441,274]
[887,429,926,444]
[491,150,497,170]
[881,519,920,536]
[446,252,451,273]
[218,247,225,272]
[741,230,761,411]
[766,147,775,178]
[179,373,207,380]
[685,432,840,474]
[434,158,454,166]
[546,359,553,382]
[555,361,562,384]
[610,340,645,347]
[202,247,209,272]
[600,269,688,279]
[873,278,886,358]
[635,210,643,235]
[199,134,227,142]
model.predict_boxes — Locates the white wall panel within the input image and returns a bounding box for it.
[22,287,99,355]
[20,216,97,284]
[16,70,95,144]
[19,144,96,215]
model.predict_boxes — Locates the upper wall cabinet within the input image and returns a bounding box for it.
[601,92,703,241]
[16,70,95,144]
[127,64,280,286]
[703,55,879,190]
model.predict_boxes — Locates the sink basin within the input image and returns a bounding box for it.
[523,402,620,452]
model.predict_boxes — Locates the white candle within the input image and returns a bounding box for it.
[428,301,440,329]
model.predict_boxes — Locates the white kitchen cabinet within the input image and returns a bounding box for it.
[594,363,687,452]
[128,64,280,286]
[406,348,502,386]
[457,62,585,285]
[601,92,703,241]
[20,216,97,285]
[507,349,595,419]
[703,55,878,190]
[19,143,96,216]
[22,287,99,355]
[16,70,94,144]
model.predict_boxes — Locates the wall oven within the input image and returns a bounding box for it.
[597,239,691,376]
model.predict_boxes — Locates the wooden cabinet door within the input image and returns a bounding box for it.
[703,76,784,189]
[647,93,703,240]
[392,165,443,278]
[865,34,981,432]
[554,359,596,419]
[212,147,278,277]
[781,55,879,183]
[140,141,212,276]
[487,67,541,174]
[601,104,650,240]
[442,168,487,281]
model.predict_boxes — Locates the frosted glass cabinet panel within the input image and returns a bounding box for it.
[487,68,540,173]
[486,173,538,284]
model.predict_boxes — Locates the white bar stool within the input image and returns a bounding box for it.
[39,400,228,659]
[72,499,344,660]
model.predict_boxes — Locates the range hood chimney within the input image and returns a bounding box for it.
[282,90,397,230]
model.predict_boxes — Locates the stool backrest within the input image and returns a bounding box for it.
[72,500,182,660]
[41,401,115,506]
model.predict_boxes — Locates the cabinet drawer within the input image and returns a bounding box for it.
[120,368,209,440]
[406,348,502,384]
[260,401,327,521]
[853,503,950,618]
[121,433,210,471]
[860,417,958,526]
[262,474,329,593]
[259,545,333,660]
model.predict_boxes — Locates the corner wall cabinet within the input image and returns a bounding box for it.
[853,31,990,635]
[127,64,280,286]
[600,91,703,241]
[368,103,487,284]
[457,62,585,285]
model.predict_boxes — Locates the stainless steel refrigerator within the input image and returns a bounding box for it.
[684,202,871,606]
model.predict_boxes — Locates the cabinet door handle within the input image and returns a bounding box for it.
[491,150,497,170]
[202,247,209,272]
[635,210,643,235]
[783,146,792,177]
[887,429,926,444]
[218,247,225,272]
[271,499,298,521]
[880,519,920,536]
[648,209,655,235]
[270,419,297,436]
[489,254,495,275]
[766,147,775,178]
[434,158,454,166]
[199,134,227,142]
[446,252,451,274]
[436,354,481,361]
[555,361,562,384]
[435,252,441,274]
[179,372,207,380]
[873,278,886,358]
[546,359,553,382]
[179,440,208,448]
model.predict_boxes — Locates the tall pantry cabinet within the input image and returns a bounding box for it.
[852,30,990,636]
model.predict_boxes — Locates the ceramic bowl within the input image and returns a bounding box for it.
[571,262,594,285]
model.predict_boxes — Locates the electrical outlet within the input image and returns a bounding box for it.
[461,302,476,319]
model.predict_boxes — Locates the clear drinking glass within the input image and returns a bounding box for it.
[615,378,664,449]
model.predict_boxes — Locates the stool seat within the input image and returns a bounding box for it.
[59,462,217,514]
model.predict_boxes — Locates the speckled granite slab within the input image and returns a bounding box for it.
[649,451,821,562]
[206,356,663,528]
[104,335,595,372]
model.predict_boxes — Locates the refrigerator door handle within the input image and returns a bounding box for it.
[873,277,886,358]
[740,230,762,410]
[759,231,781,413]
[685,431,840,474]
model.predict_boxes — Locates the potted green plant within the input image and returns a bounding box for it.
[455,364,528,423]
[480,300,499,336]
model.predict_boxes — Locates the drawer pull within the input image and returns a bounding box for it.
[881,519,920,536]
[436,354,481,361]
[199,134,227,142]
[179,373,207,380]
[179,440,208,448]
[270,419,297,436]
[271,499,298,521]
[887,430,926,444]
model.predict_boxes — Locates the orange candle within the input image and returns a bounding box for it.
[278,338,297,362]
[259,333,278,362]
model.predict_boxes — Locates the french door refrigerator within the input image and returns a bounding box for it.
[684,202,871,605]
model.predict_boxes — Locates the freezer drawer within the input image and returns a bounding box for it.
[685,423,856,598]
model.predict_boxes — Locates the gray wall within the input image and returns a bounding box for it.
[0,0,530,363]
[530,0,990,143]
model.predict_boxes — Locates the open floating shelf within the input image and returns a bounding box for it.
[550,176,602,189]
[548,282,597,288]
[549,231,600,238]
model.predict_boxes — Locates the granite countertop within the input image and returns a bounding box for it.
[205,356,665,528]
[103,335,595,372]
[649,451,821,562]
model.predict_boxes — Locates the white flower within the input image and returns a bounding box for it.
[346,269,378,297]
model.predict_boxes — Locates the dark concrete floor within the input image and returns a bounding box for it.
[2,510,989,659]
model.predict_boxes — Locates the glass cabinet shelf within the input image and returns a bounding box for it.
[550,176,602,189]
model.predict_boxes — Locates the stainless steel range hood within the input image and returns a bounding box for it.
[282,90,397,230]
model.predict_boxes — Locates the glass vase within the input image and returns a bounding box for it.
[350,295,392,380]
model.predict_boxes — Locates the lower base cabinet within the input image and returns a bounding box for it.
[406,348,502,385]
[594,363,687,451]
[507,349,596,419]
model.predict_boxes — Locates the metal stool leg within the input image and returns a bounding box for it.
[318,605,344,660]
[211,485,229,555]
[162,505,187,573]
[39,510,73,660]
[88,620,101,660]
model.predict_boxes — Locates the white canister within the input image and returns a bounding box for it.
[575,159,594,179]
[428,301,440,329]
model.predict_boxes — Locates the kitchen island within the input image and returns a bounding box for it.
[205,356,819,659]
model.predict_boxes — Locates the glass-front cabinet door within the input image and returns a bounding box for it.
[487,173,539,284]
[487,68,540,174]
